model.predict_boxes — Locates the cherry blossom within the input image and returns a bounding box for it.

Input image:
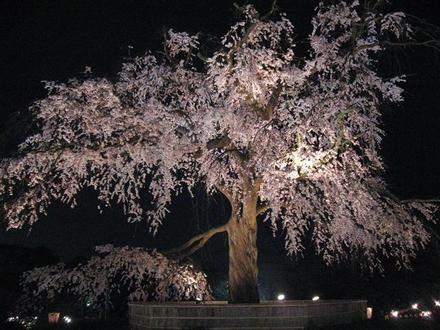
[1,1,436,302]
[18,245,211,314]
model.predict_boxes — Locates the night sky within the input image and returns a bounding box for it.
[1,0,440,304]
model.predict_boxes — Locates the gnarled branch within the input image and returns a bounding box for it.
[164,222,229,259]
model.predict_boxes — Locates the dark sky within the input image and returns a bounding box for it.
[0,0,440,283]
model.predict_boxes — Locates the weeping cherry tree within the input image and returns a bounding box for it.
[0,1,436,303]
[18,245,211,314]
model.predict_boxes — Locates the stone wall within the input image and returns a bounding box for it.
[128,300,367,329]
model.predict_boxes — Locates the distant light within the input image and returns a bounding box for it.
[411,303,418,310]
[85,297,92,307]
[367,307,373,319]
[434,300,440,307]
[63,316,72,324]
[420,311,432,318]
[277,294,285,301]
[312,296,320,301]
[390,310,399,318]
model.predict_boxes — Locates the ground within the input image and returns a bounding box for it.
[318,319,438,330]
[1,319,439,330]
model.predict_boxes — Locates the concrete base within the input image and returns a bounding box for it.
[128,300,367,329]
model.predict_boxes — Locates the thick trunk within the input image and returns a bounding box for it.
[166,178,261,303]
[227,181,259,303]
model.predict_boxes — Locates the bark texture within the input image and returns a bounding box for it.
[227,215,259,303]
[227,178,260,303]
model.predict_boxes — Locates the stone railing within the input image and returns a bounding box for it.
[128,299,367,329]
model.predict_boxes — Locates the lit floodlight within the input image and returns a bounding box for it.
[411,303,418,310]
[277,294,285,301]
[420,311,432,318]
[390,310,399,318]
[434,300,440,307]
[312,296,320,301]
[367,307,373,319]
[63,316,72,324]
[195,295,203,304]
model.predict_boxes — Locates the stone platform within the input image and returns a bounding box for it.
[128,299,367,329]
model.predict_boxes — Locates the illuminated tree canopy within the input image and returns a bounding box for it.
[0,1,436,302]
[18,245,211,314]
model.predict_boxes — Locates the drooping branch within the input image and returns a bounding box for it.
[365,181,440,205]
[355,40,440,53]
[18,245,212,314]
[426,223,440,243]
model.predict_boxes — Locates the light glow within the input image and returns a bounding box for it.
[411,303,418,310]
[63,316,72,324]
[277,294,285,301]
[434,300,440,307]
[367,307,373,319]
[312,296,320,301]
[420,311,432,318]
[390,310,399,318]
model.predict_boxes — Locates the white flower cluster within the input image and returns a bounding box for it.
[17,245,212,314]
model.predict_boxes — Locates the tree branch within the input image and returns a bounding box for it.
[215,183,235,204]
[163,181,240,259]
[206,135,231,150]
[257,204,271,215]
[249,84,282,121]
[164,222,229,258]
[355,40,440,53]
[261,0,278,21]
[426,223,440,243]
[401,199,440,203]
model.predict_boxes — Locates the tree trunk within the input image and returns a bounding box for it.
[227,180,259,303]
[165,178,261,303]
